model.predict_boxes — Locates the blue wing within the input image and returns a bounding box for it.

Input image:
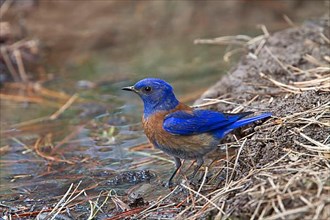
[163,109,252,135]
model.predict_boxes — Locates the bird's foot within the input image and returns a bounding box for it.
[188,171,201,182]
[187,178,199,187]
[188,172,210,187]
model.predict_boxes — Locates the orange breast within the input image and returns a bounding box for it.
[142,103,218,160]
[142,103,190,143]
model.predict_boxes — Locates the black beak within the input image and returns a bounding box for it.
[122,86,136,92]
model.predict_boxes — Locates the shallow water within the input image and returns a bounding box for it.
[0,1,326,218]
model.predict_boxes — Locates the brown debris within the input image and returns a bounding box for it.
[182,16,330,220]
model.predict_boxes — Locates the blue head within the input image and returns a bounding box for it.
[122,78,179,118]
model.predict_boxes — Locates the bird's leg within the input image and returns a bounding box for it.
[166,157,182,187]
[189,158,204,180]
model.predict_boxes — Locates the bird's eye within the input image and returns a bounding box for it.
[143,86,152,93]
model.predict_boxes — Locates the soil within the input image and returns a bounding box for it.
[191,16,330,219]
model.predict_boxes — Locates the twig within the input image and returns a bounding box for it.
[49,93,79,120]
[196,166,208,199]
[13,49,29,82]
[180,183,225,215]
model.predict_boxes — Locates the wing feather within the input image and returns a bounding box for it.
[163,110,251,135]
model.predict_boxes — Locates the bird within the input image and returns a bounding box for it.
[122,78,271,186]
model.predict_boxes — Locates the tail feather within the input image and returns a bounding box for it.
[213,112,272,139]
[229,112,272,130]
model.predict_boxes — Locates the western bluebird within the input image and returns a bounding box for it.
[123,78,271,186]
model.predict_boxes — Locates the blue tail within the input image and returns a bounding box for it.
[229,112,272,130]
[213,112,272,139]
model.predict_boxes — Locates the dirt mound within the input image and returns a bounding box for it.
[190,16,329,219]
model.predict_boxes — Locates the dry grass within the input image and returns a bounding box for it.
[135,96,329,219]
